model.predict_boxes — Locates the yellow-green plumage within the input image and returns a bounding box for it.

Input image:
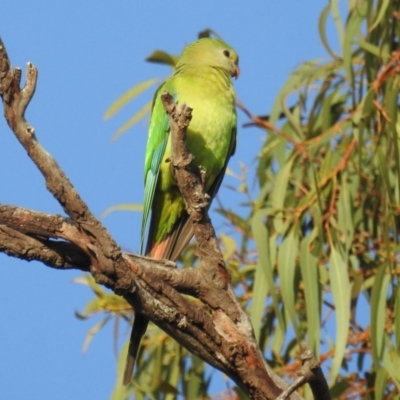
[123,37,239,384]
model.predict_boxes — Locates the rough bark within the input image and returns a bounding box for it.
[0,36,328,399]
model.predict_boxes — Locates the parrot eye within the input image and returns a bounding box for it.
[223,50,230,58]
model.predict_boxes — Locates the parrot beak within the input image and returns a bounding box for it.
[232,64,240,80]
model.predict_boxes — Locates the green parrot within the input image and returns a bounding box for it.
[123,37,240,384]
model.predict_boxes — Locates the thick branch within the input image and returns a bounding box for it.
[0,37,307,400]
[0,225,90,270]
[0,38,120,280]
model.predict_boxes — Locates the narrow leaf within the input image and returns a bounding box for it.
[146,50,179,67]
[368,0,390,32]
[374,366,388,400]
[329,245,351,385]
[251,209,285,340]
[300,229,321,357]
[101,203,143,219]
[82,316,111,352]
[111,101,153,141]
[319,5,341,59]
[278,228,300,337]
[371,263,389,363]
[104,78,159,119]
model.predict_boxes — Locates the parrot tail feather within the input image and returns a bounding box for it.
[149,238,169,259]
[122,314,149,385]
[123,215,193,384]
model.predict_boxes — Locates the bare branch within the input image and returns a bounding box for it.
[0,37,120,280]
[0,203,76,238]
[0,37,310,400]
[276,351,331,400]
[0,225,90,270]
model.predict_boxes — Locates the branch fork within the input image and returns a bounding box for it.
[0,36,330,399]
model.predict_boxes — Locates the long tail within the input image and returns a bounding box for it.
[122,314,149,385]
[122,223,191,384]
[122,212,195,384]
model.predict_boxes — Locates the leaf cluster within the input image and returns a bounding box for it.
[249,1,400,398]
[79,3,400,398]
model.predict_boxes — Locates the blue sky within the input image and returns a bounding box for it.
[0,2,341,399]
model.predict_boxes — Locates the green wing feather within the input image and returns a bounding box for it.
[160,124,236,262]
[140,85,170,254]
[141,67,237,256]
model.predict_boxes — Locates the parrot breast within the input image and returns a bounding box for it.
[152,66,237,244]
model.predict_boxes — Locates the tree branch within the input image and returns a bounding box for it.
[276,351,331,400]
[0,224,90,270]
[0,36,308,399]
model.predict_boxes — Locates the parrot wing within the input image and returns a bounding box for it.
[156,126,236,261]
[140,84,170,254]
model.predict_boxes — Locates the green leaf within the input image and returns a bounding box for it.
[271,155,295,232]
[216,208,249,233]
[394,285,400,351]
[251,209,285,341]
[184,355,208,399]
[74,272,105,298]
[250,212,274,340]
[104,78,159,119]
[371,263,390,363]
[358,37,390,61]
[300,229,321,357]
[343,2,367,87]
[319,5,341,59]
[330,0,345,49]
[111,339,132,399]
[157,381,179,397]
[329,380,350,398]
[111,101,153,141]
[329,245,351,385]
[382,341,400,391]
[82,316,111,352]
[374,366,388,400]
[278,228,300,337]
[145,50,179,67]
[368,0,390,32]
[271,315,286,359]
[387,78,400,203]
[337,171,354,254]
[220,233,236,261]
[378,146,396,208]
[101,203,143,219]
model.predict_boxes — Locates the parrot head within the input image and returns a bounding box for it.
[175,38,240,80]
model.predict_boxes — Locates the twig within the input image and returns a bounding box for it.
[237,100,309,158]
[276,351,331,400]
